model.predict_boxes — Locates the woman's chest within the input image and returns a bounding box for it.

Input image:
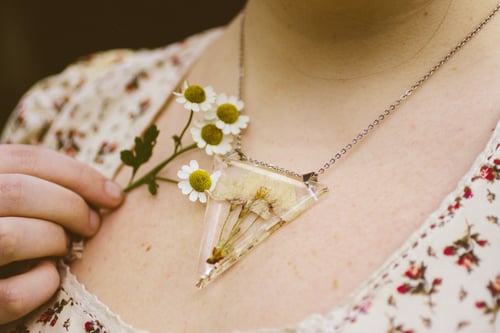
[70,108,500,333]
[71,45,500,332]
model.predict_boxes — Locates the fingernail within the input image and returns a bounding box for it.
[105,180,123,200]
[89,210,100,230]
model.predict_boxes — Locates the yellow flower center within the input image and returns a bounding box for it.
[184,85,206,103]
[201,124,223,145]
[254,186,269,199]
[189,170,212,192]
[216,103,239,124]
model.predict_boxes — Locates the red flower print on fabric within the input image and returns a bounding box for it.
[125,71,149,93]
[463,186,473,199]
[36,298,72,327]
[446,186,474,215]
[396,262,442,308]
[94,141,118,164]
[442,223,488,272]
[472,162,500,183]
[387,317,414,333]
[55,129,85,156]
[84,319,108,333]
[475,275,500,324]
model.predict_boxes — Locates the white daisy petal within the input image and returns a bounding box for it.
[198,192,207,203]
[191,103,200,112]
[215,120,225,130]
[216,94,227,105]
[189,160,199,170]
[177,170,190,179]
[228,96,241,107]
[205,145,214,155]
[189,191,199,202]
[230,126,240,135]
[178,181,193,195]
[204,111,217,120]
[181,164,193,174]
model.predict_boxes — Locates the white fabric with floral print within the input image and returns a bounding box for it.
[1,28,499,333]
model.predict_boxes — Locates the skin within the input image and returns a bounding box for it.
[71,0,500,332]
[3,0,500,331]
[0,145,124,323]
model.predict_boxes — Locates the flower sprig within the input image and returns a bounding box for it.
[120,82,248,200]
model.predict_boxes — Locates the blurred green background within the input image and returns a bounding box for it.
[0,0,246,131]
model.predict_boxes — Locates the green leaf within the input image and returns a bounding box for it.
[144,124,160,144]
[120,124,160,176]
[172,134,181,145]
[120,150,136,166]
[148,179,159,195]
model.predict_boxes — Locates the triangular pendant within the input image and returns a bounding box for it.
[196,154,328,288]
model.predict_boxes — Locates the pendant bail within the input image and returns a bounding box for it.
[302,172,318,186]
[224,149,247,161]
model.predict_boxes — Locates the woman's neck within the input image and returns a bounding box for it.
[243,0,497,82]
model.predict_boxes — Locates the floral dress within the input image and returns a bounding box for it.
[1,27,499,333]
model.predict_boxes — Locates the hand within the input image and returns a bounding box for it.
[0,144,124,324]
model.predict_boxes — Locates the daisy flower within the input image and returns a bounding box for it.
[190,120,233,155]
[177,160,221,203]
[174,81,216,112]
[205,94,249,135]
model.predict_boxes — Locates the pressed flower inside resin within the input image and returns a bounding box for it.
[184,85,206,103]
[216,103,239,124]
[196,155,328,288]
[201,124,223,145]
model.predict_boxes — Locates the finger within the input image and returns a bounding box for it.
[0,144,123,208]
[0,217,69,266]
[0,174,100,236]
[0,259,59,324]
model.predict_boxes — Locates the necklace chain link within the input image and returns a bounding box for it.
[235,4,500,180]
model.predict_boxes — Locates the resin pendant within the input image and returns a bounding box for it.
[196,154,328,288]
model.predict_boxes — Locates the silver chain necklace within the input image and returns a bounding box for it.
[233,3,500,184]
[197,4,500,287]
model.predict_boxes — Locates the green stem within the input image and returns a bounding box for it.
[128,168,138,187]
[175,110,194,153]
[123,143,198,193]
[156,177,179,184]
